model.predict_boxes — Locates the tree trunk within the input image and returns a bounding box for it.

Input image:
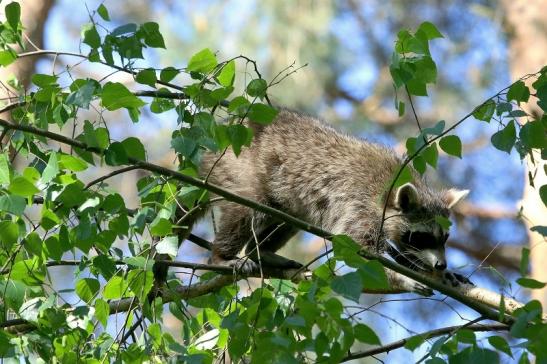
[0,0,55,158]
[0,0,55,96]
[502,0,547,304]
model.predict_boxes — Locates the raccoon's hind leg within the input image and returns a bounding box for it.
[244,222,302,269]
[210,203,257,273]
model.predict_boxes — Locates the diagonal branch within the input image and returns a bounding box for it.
[0,115,521,324]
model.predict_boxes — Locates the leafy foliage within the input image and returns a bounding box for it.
[0,6,546,363]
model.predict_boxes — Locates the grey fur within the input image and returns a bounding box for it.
[198,109,466,274]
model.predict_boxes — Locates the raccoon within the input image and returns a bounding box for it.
[199,109,469,291]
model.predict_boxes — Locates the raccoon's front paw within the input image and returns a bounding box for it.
[229,259,260,275]
[441,271,474,287]
[209,256,260,275]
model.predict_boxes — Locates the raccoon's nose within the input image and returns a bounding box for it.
[435,261,447,271]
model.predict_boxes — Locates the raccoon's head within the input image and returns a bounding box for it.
[385,182,469,272]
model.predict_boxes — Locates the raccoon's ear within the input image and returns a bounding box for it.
[445,189,469,209]
[395,183,419,211]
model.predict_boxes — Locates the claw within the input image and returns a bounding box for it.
[441,271,474,287]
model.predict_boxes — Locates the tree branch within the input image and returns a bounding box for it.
[340,322,509,362]
[0,115,521,324]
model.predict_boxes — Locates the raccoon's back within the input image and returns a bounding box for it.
[200,109,404,215]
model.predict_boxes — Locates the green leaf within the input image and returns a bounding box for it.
[76,278,100,303]
[0,221,18,249]
[491,121,516,153]
[0,153,11,184]
[531,225,547,237]
[537,84,547,112]
[422,143,438,168]
[112,23,137,36]
[92,255,117,280]
[412,155,426,174]
[246,79,268,98]
[359,260,389,290]
[97,4,110,21]
[507,80,530,103]
[150,217,172,236]
[83,121,109,149]
[41,152,58,183]
[0,194,26,215]
[56,182,86,208]
[19,298,43,322]
[520,247,530,276]
[121,137,146,161]
[187,48,217,73]
[5,2,21,31]
[414,56,437,84]
[404,335,425,351]
[332,234,361,257]
[8,175,39,197]
[456,329,476,343]
[498,294,506,322]
[284,315,306,327]
[354,323,381,345]
[58,154,88,171]
[397,100,405,116]
[105,142,129,166]
[392,165,413,188]
[31,73,58,88]
[228,124,252,156]
[228,96,250,113]
[156,236,179,257]
[140,22,165,48]
[94,299,109,327]
[423,120,445,136]
[488,336,513,358]
[127,269,154,300]
[406,79,427,96]
[434,215,452,231]
[101,82,146,111]
[330,272,362,302]
[439,135,462,158]
[135,68,157,87]
[520,120,547,149]
[171,136,198,159]
[160,66,179,82]
[103,276,129,299]
[40,207,60,230]
[210,86,234,102]
[496,102,513,116]
[82,23,101,49]
[0,50,16,66]
[0,279,26,311]
[109,213,129,237]
[516,277,546,289]
[541,185,547,207]
[10,259,45,285]
[247,103,278,124]
[217,60,235,87]
[417,21,443,39]
[66,80,96,109]
[473,99,496,122]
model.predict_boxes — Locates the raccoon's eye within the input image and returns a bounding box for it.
[406,232,437,249]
